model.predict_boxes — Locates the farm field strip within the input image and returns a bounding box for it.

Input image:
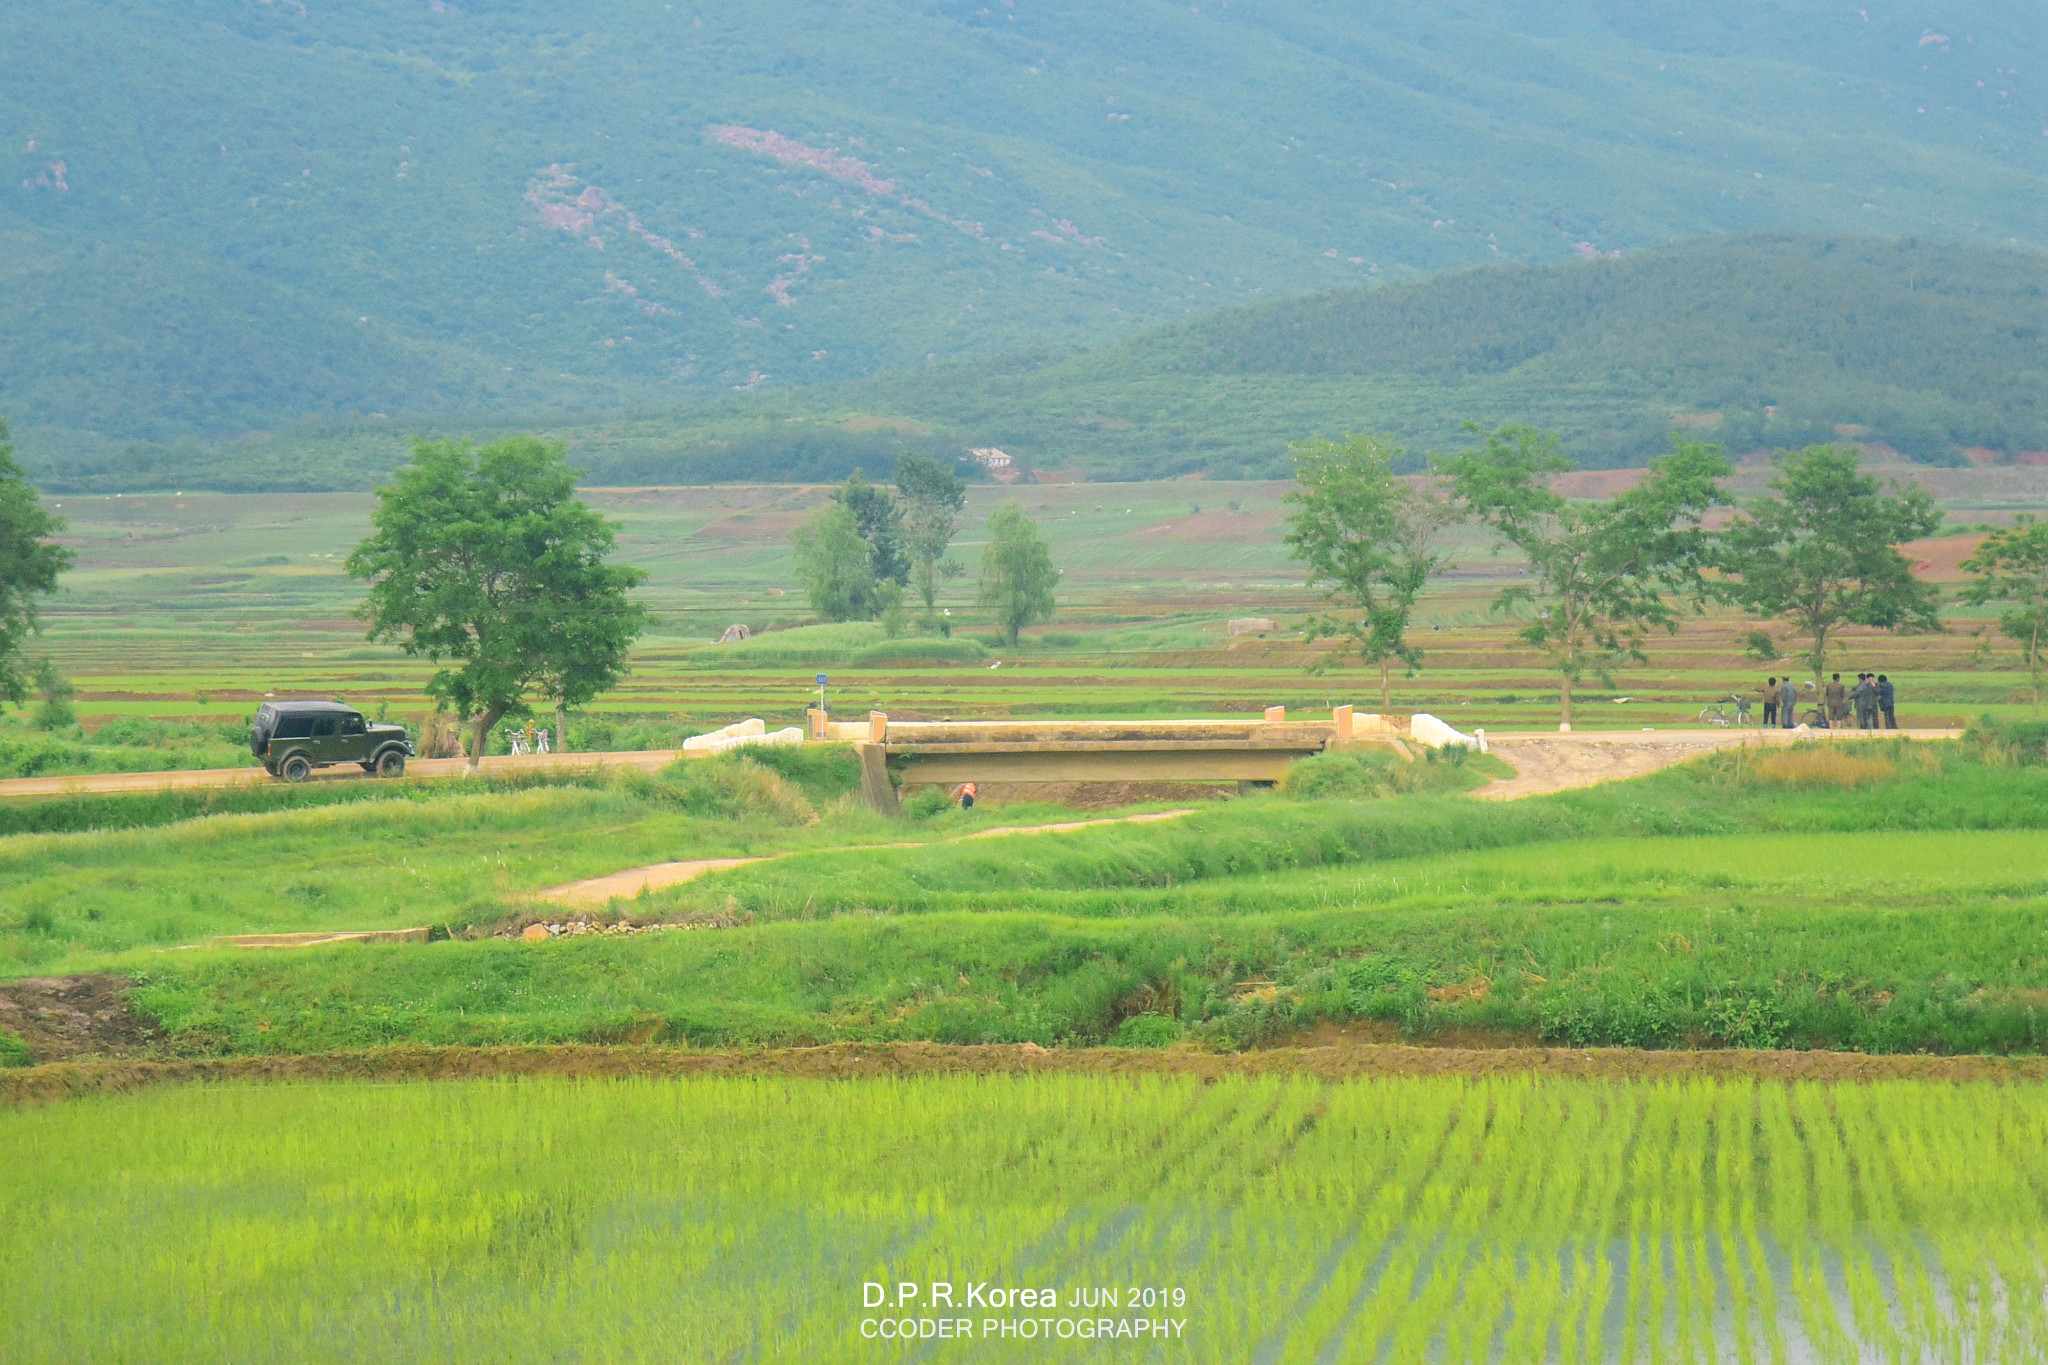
[7,1073,2048,1361]
[27,483,2038,736]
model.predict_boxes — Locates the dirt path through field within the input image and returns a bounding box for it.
[1471,727,1962,800]
[537,808,1199,907]
[10,1038,2048,1105]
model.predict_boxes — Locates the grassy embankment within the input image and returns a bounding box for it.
[10,735,2048,1060]
[8,1072,2048,1360]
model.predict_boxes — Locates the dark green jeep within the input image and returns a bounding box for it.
[251,700,414,782]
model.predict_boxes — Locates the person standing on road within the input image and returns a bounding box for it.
[1851,674,1874,729]
[1779,676,1799,729]
[1878,674,1897,729]
[1826,673,1848,727]
[1762,677,1779,728]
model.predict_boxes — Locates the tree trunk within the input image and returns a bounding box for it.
[1558,674,1573,730]
[467,708,502,775]
[554,700,568,753]
[1379,659,1391,713]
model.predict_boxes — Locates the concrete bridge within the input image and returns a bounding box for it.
[818,708,1402,811]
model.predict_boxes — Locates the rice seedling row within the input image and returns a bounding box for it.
[9,1073,2048,1362]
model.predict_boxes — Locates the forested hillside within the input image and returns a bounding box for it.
[5,0,2045,469]
[47,235,2048,490]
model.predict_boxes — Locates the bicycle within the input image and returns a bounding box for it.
[1697,694,1754,727]
[503,727,531,755]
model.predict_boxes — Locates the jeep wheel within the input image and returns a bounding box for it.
[376,750,406,779]
[280,755,313,783]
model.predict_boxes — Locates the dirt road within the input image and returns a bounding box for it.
[1472,727,1962,800]
[537,808,1198,907]
[0,748,688,800]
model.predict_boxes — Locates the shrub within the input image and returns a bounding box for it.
[1113,1013,1182,1048]
[742,743,863,804]
[1968,714,2048,766]
[901,788,954,820]
[1282,749,1399,800]
[626,757,817,825]
[0,1026,31,1068]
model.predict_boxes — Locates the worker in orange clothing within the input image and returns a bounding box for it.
[956,781,977,810]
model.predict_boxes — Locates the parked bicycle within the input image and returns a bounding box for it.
[501,725,551,755]
[1697,694,1754,727]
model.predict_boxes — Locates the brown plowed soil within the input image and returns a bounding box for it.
[0,974,157,1063]
[10,1040,2048,1106]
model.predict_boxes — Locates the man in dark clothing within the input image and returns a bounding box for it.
[1852,674,1876,729]
[1878,674,1897,729]
[1825,673,1848,727]
[1761,678,1778,728]
[1779,676,1799,729]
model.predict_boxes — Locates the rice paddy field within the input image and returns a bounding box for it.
[9,1071,2048,1362]
[30,461,2048,740]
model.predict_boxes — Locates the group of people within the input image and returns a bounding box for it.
[1759,673,1896,730]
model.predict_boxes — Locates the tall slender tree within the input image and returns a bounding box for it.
[1439,426,1730,729]
[347,436,646,772]
[1717,444,1942,686]
[895,451,966,629]
[0,419,72,707]
[1961,513,2048,709]
[1284,434,1448,710]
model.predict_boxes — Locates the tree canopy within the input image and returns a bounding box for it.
[793,501,885,623]
[0,419,71,707]
[346,435,646,771]
[1439,426,1729,727]
[978,503,1058,647]
[1717,444,1942,685]
[1962,514,2048,709]
[833,471,908,587]
[1284,434,1446,710]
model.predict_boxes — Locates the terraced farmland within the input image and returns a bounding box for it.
[29,468,2048,739]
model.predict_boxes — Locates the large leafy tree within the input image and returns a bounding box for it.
[1284,434,1447,710]
[1718,444,1942,686]
[1439,426,1730,729]
[347,436,646,772]
[1961,514,2048,709]
[0,419,72,706]
[895,451,966,629]
[834,469,908,586]
[978,502,1058,646]
[793,501,883,621]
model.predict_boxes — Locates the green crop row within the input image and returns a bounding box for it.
[8,1073,2048,1361]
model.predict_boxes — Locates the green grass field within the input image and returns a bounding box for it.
[9,1072,2048,1362]
[4,737,2047,1060]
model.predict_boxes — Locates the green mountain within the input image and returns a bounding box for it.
[44,233,2048,491]
[5,1,2046,467]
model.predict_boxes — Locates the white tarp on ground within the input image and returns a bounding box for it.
[682,718,803,755]
[1409,713,1487,753]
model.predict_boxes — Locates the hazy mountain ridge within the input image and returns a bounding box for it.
[41,234,2048,492]
[4,0,2045,460]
